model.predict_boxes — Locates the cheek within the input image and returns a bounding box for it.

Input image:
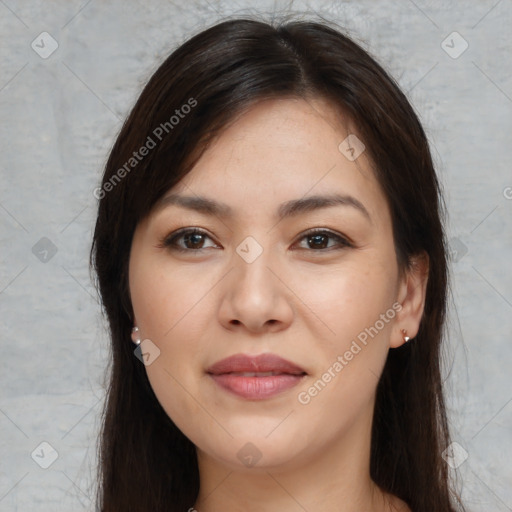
[130,258,213,436]
[130,255,213,341]
[287,255,397,345]
[130,262,211,394]
[292,264,395,425]
[289,255,398,416]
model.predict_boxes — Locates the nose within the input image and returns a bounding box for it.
[218,246,294,334]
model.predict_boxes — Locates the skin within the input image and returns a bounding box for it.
[128,97,428,512]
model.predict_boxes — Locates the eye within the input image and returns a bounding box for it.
[293,228,352,251]
[160,227,352,254]
[161,228,219,252]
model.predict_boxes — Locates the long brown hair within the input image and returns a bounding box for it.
[91,16,465,512]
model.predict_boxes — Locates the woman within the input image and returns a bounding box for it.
[91,16,465,512]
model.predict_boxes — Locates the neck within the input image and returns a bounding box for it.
[192,403,401,512]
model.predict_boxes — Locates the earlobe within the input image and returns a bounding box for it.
[391,252,429,348]
[131,326,141,346]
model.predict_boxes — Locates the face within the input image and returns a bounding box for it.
[129,97,413,473]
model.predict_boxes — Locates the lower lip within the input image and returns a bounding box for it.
[209,373,305,400]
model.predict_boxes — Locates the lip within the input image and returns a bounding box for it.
[207,353,306,375]
[207,353,307,400]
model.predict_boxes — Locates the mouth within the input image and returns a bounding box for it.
[206,353,307,400]
[207,352,307,375]
[222,371,304,377]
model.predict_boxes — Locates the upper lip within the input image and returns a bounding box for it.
[207,353,307,375]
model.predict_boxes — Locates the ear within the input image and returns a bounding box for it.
[390,252,429,348]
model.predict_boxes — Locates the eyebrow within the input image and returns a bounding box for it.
[155,192,371,222]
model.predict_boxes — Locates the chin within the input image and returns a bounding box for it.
[195,425,309,471]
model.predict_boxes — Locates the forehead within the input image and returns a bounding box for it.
[164,97,388,224]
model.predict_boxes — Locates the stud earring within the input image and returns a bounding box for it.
[131,326,141,345]
[401,329,410,343]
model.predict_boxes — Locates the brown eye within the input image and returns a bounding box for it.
[163,228,218,252]
[295,229,352,251]
[307,233,329,249]
[182,232,206,249]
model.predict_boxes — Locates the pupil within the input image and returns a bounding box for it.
[186,233,203,248]
[309,234,327,249]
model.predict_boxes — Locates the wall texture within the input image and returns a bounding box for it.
[0,1,511,510]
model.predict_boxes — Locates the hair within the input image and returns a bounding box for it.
[90,16,465,512]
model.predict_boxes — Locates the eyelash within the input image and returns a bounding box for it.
[159,227,353,254]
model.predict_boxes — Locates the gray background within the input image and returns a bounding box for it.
[0,1,511,510]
